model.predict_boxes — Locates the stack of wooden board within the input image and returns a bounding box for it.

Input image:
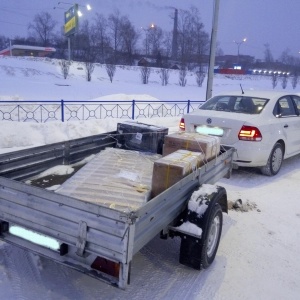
[56,148,161,212]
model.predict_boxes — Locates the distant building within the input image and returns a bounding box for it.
[137,57,149,67]
[0,45,56,57]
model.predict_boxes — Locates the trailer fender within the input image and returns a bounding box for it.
[179,184,227,270]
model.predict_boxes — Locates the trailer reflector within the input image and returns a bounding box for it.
[91,256,120,278]
[9,225,60,251]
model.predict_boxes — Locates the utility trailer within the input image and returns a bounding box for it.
[0,130,234,289]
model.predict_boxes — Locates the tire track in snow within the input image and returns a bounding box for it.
[34,256,87,299]
[0,242,86,300]
[132,236,218,300]
[1,244,29,300]
[139,234,233,300]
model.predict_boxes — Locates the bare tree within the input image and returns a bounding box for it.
[147,25,164,57]
[271,72,278,89]
[92,13,110,63]
[290,56,300,89]
[120,17,139,65]
[162,31,172,59]
[59,60,71,79]
[177,7,209,67]
[108,9,126,63]
[189,7,209,66]
[28,12,57,46]
[179,66,187,87]
[84,62,95,82]
[177,9,191,64]
[160,68,170,86]
[105,64,116,82]
[140,66,151,84]
[291,74,299,89]
[279,48,293,65]
[278,49,300,89]
[75,20,96,81]
[216,42,224,56]
[281,75,288,89]
[195,67,206,87]
[0,35,8,49]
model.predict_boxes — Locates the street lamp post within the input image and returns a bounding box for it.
[141,23,155,57]
[206,0,220,100]
[234,38,247,64]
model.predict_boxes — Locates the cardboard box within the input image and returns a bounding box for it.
[163,132,220,161]
[151,150,205,198]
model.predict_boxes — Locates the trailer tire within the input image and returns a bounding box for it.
[200,203,223,269]
[179,203,223,270]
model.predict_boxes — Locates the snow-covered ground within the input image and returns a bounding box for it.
[0,56,300,300]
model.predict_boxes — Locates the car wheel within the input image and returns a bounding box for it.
[260,142,284,176]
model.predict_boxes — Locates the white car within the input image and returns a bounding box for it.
[180,90,300,175]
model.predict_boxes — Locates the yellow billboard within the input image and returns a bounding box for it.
[64,4,78,36]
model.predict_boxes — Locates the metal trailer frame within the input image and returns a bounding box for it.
[0,132,234,289]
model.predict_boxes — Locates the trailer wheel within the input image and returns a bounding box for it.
[179,203,223,270]
[200,203,223,268]
[179,186,226,270]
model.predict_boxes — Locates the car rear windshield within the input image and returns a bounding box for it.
[200,95,269,114]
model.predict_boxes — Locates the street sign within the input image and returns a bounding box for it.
[64,4,78,36]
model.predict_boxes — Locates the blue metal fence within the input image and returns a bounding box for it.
[0,100,205,123]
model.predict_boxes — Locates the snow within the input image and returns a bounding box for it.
[1,56,300,299]
[29,165,75,178]
[177,221,203,237]
[188,184,219,216]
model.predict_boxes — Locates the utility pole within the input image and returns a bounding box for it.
[206,0,220,100]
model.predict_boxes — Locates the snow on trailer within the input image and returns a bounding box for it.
[0,122,234,289]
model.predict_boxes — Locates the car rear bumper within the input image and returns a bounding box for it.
[231,141,271,167]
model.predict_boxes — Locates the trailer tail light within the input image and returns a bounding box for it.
[238,125,262,141]
[91,256,120,278]
[179,118,185,131]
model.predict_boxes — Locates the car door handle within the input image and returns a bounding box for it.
[284,124,289,128]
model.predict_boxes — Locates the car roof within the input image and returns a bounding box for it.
[213,90,298,99]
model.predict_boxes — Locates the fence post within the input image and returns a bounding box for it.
[61,99,64,122]
[132,99,135,120]
[187,99,191,113]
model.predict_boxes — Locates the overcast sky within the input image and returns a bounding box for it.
[0,0,300,60]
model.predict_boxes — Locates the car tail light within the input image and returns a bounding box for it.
[238,125,262,141]
[179,118,185,131]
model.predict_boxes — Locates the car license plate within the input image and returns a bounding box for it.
[195,125,224,137]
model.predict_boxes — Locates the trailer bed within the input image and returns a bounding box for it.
[0,132,234,289]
